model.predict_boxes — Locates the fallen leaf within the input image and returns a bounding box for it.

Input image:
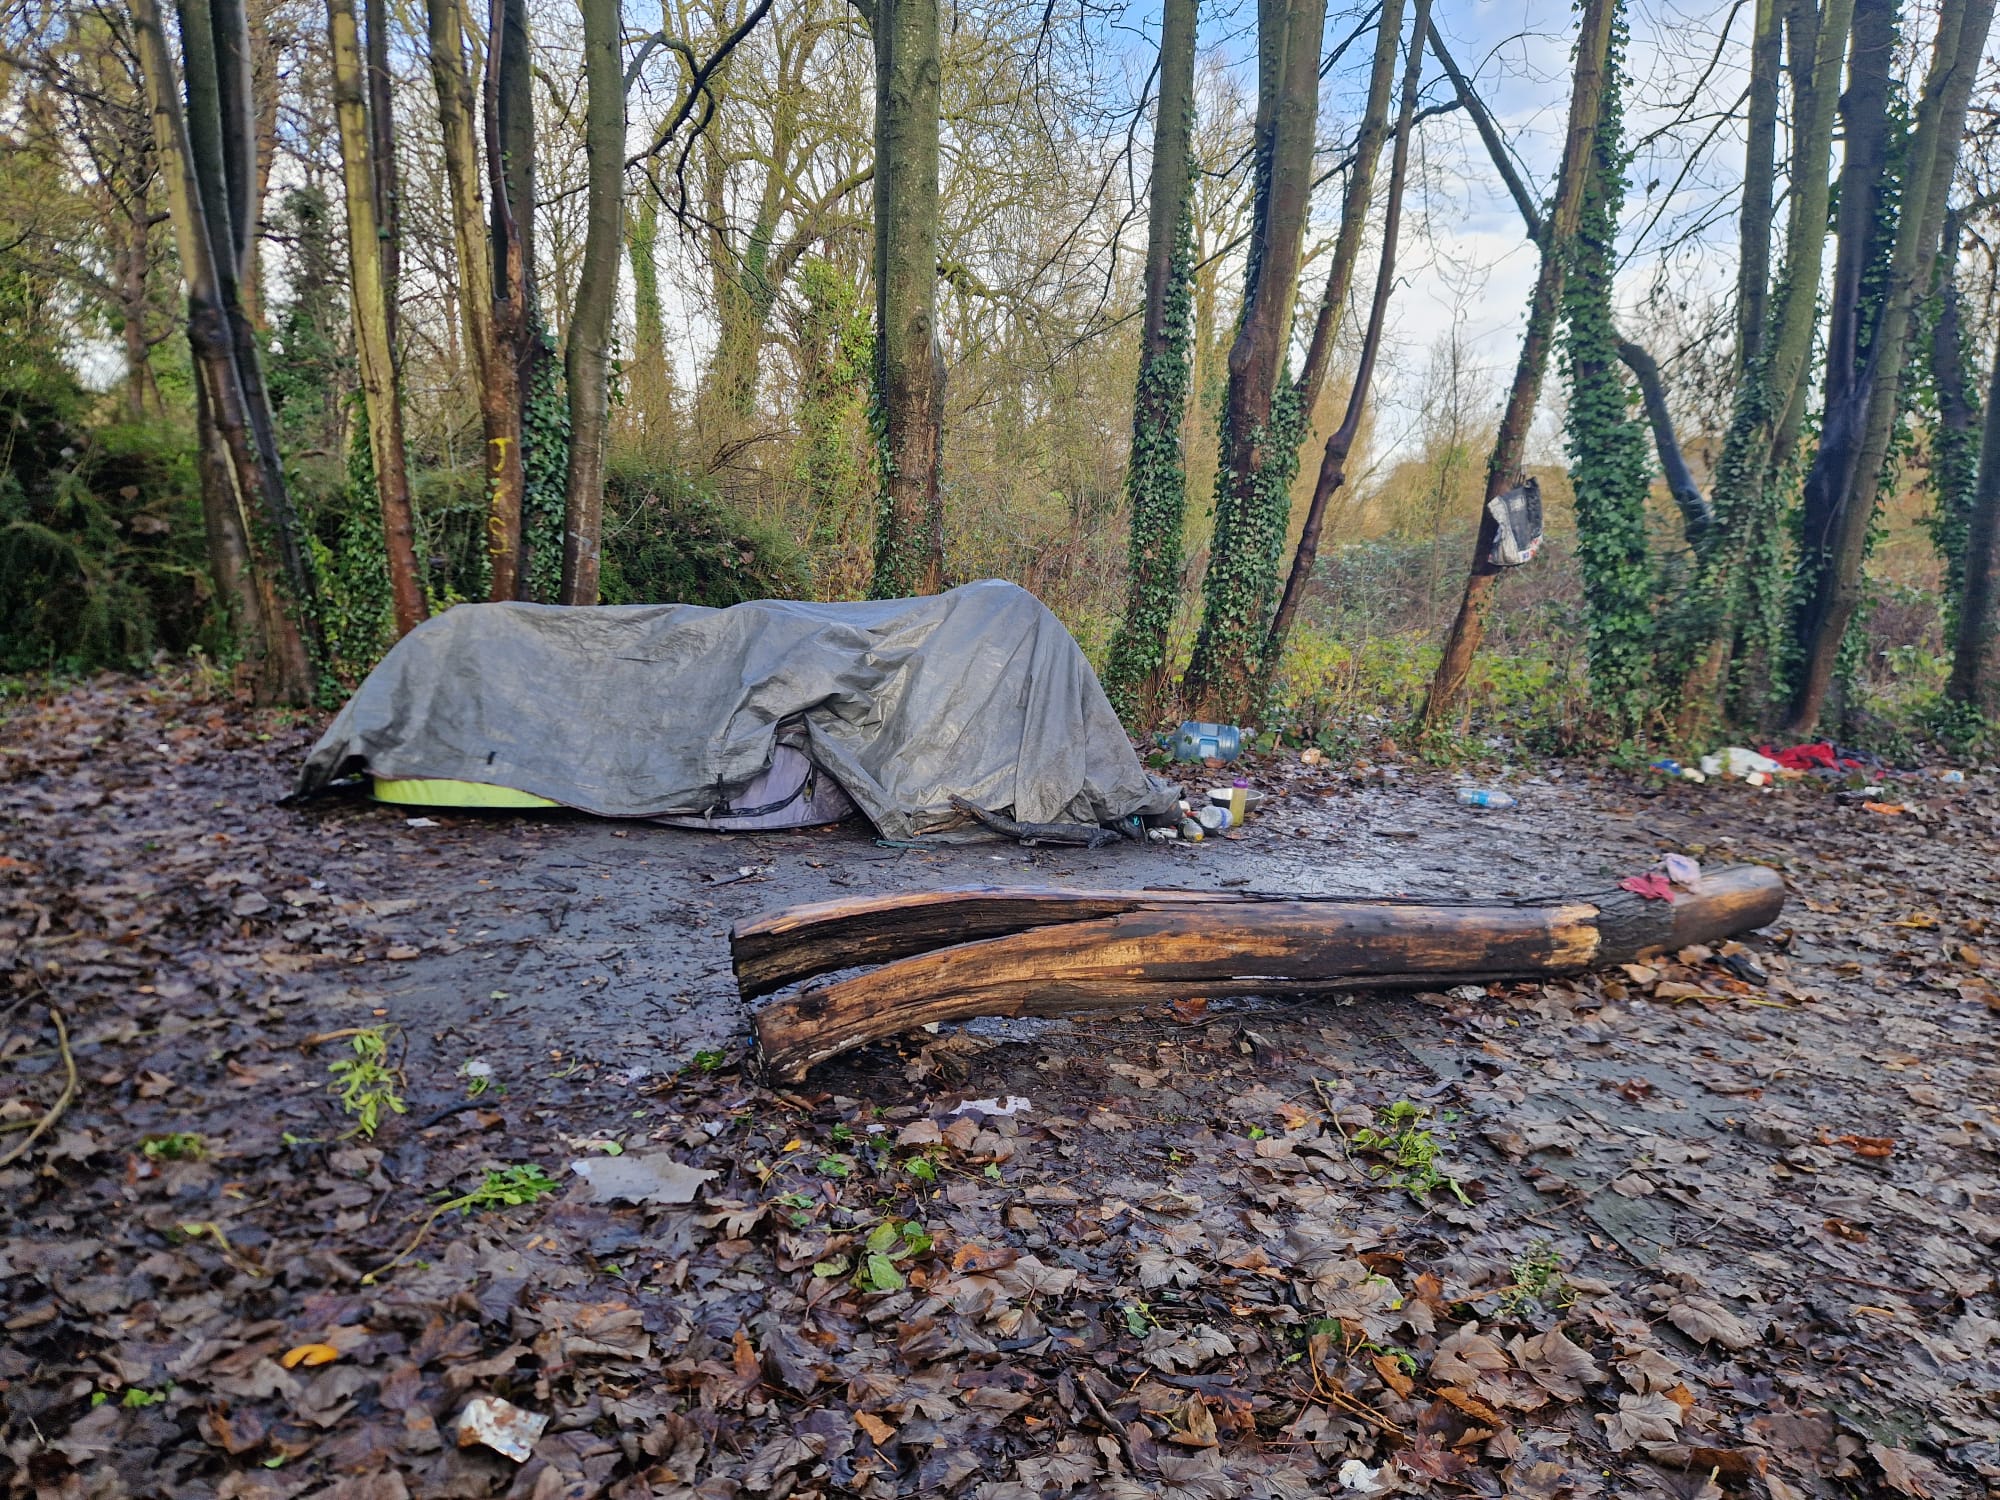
[854,1410,896,1445]
[280,1343,340,1369]
[1598,1392,1683,1451]
[1667,1294,1757,1350]
[569,1152,717,1204]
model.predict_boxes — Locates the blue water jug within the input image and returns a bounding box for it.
[1169,721,1242,762]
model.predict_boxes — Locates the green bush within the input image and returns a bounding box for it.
[599,459,808,607]
[0,385,213,674]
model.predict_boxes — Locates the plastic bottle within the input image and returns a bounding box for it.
[1169,721,1243,763]
[1456,787,1518,810]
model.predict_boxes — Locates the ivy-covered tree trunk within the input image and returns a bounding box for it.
[1264,0,1425,678]
[1560,10,1655,734]
[1951,326,2000,711]
[1101,0,1198,724]
[1420,0,1614,732]
[1785,0,1993,733]
[329,0,427,639]
[132,0,315,704]
[1928,213,1980,634]
[865,0,946,598]
[1666,0,1854,732]
[627,195,675,428]
[1178,0,1327,720]
[559,0,623,605]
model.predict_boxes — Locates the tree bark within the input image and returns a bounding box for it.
[1786,0,1995,733]
[329,0,428,638]
[1264,0,1426,676]
[1102,0,1198,722]
[1291,0,1405,422]
[1736,0,1781,366]
[1668,0,1853,733]
[177,0,318,623]
[1179,0,1329,718]
[1427,26,1708,554]
[866,0,947,598]
[132,0,315,703]
[481,0,529,597]
[1930,210,1980,631]
[744,869,1787,1080]
[626,194,674,425]
[363,0,400,347]
[425,0,524,601]
[1616,340,1714,542]
[1419,0,1614,732]
[1951,324,2000,711]
[560,0,624,605]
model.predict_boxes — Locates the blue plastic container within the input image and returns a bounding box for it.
[1168,721,1242,762]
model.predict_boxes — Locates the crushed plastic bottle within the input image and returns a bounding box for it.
[1456,787,1518,810]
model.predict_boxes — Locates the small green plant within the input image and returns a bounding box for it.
[364,1163,561,1284]
[450,1164,563,1213]
[141,1132,206,1162]
[120,1386,170,1408]
[1499,1237,1574,1316]
[457,1058,495,1098]
[1349,1100,1470,1204]
[327,1026,406,1137]
[857,1217,933,1292]
[691,1049,727,1074]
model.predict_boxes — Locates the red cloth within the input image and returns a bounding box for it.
[1762,741,1860,772]
[1619,873,1675,902]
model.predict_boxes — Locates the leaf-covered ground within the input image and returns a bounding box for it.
[3,674,1998,1500]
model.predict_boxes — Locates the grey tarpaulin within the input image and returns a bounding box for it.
[295,579,1181,840]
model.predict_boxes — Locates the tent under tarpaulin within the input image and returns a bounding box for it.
[295,580,1179,840]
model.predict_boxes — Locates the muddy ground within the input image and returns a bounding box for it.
[3,674,1998,1500]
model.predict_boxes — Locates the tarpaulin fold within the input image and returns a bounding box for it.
[295,580,1180,840]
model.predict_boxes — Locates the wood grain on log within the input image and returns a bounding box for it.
[742,867,1785,1080]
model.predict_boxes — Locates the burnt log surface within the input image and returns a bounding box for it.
[740,867,1786,1081]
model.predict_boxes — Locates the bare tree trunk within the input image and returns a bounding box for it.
[1102,0,1199,721]
[1419,0,1614,732]
[117,208,157,421]
[329,0,428,638]
[177,0,317,623]
[1736,0,1781,365]
[1616,340,1713,541]
[866,0,946,598]
[1786,0,1994,733]
[425,0,524,600]
[1265,0,1426,675]
[560,0,623,605]
[1291,0,1404,422]
[1178,0,1328,718]
[363,0,399,346]
[481,0,528,597]
[1951,325,2000,711]
[132,0,315,703]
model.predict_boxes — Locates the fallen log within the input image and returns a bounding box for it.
[743,867,1785,1081]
